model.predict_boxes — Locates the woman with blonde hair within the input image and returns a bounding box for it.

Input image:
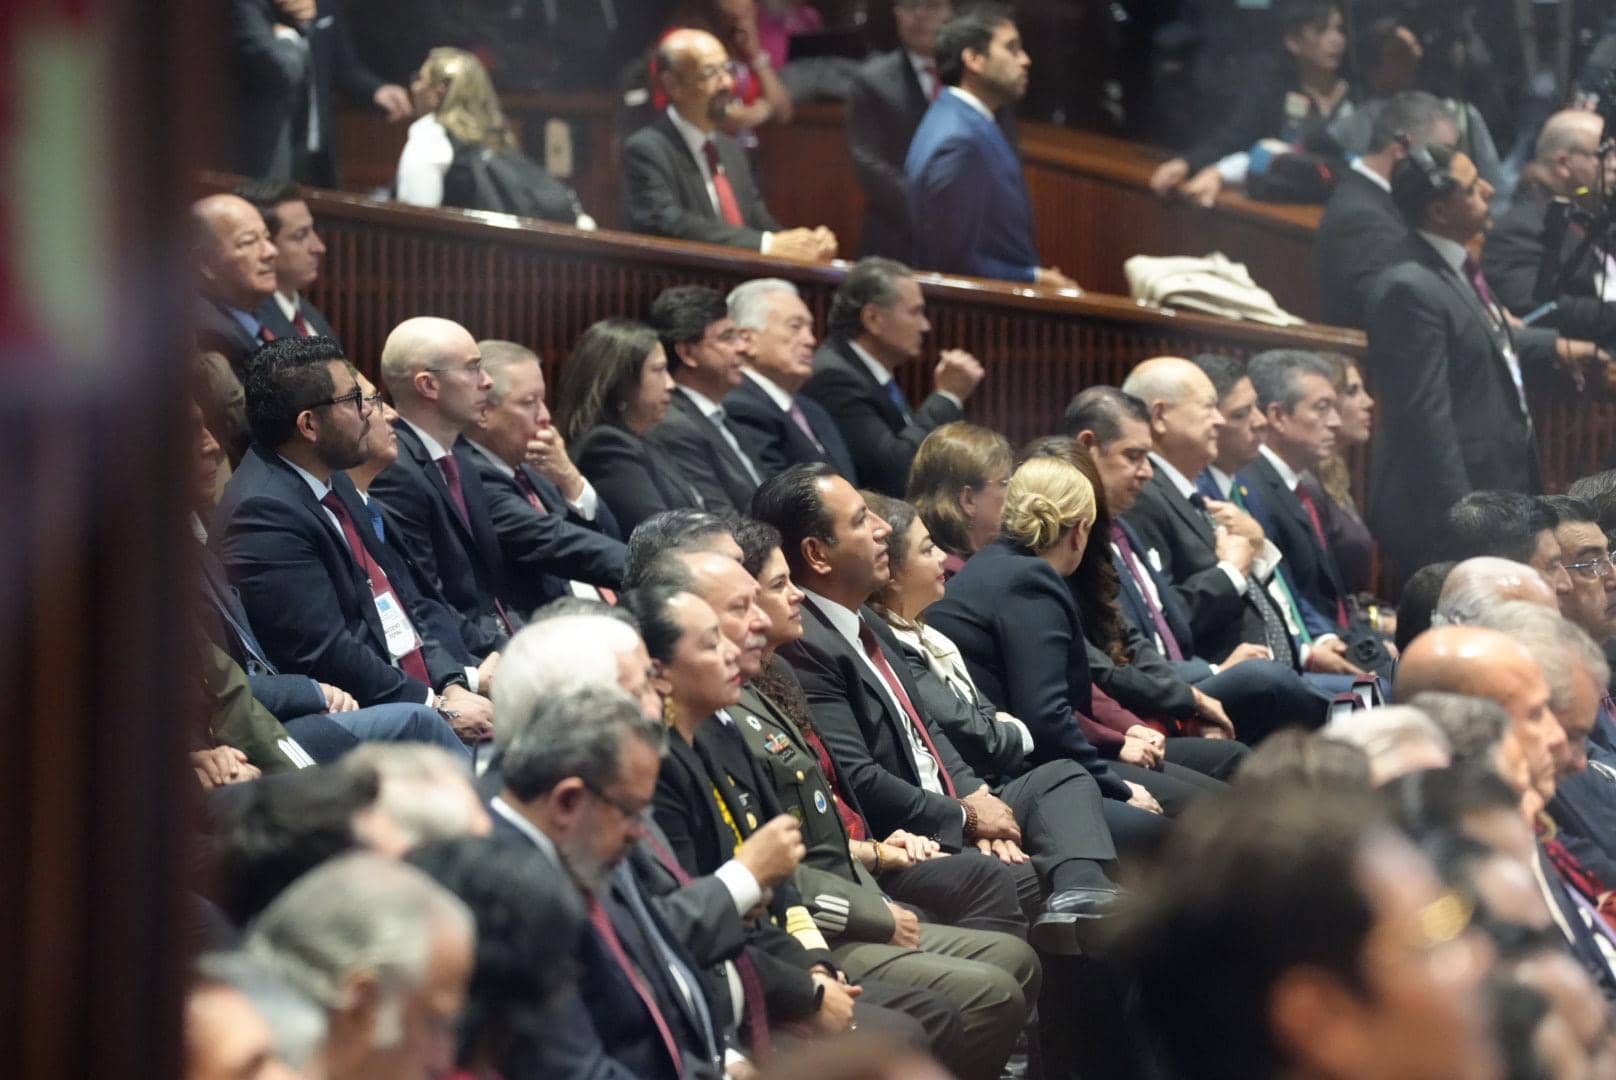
[396,47,591,226]
[906,422,1013,574]
[1315,352,1379,603]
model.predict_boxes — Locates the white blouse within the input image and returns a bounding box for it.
[396,113,453,207]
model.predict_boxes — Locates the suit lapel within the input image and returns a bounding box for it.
[657,114,719,224]
[830,337,907,427]
[672,390,754,492]
[1417,239,1531,419]
[801,598,920,784]
[1152,472,1217,552]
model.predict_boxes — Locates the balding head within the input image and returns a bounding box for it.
[379,317,491,434]
[657,28,735,132]
[1436,556,1557,624]
[191,193,279,309]
[1120,356,1223,476]
[1535,110,1611,199]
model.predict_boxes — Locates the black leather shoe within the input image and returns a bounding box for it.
[1028,887,1121,956]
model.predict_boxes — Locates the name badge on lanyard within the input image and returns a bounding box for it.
[373,589,421,660]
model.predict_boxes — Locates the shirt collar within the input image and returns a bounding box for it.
[1259,443,1302,490]
[1351,156,1391,193]
[490,796,560,862]
[400,416,451,461]
[220,301,263,341]
[677,383,725,419]
[274,290,301,323]
[743,367,795,411]
[278,454,332,501]
[465,439,514,478]
[1417,229,1471,276]
[190,512,209,544]
[802,588,864,647]
[946,85,994,121]
[1204,464,1235,499]
[846,340,894,386]
[1148,452,1198,501]
[666,105,713,163]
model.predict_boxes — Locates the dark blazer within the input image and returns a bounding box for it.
[887,629,1029,788]
[801,337,962,496]
[1364,232,1557,581]
[1483,182,1616,343]
[925,541,1130,800]
[1123,471,1258,665]
[1314,167,1405,328]
[778,598,984,847]
[227,0,383,184]
[622,113,780,249]
[370,424,510,656]
[847,49,932,261]
[1239,453,1348,632]
[647,389,763,513]
[722,375,859,483]
[1106,517,1205,677]
[572,422,706,535]
[253,294,339,344]
[211,445,469,705]
[904,88,1039,283]
[466,447,626,617]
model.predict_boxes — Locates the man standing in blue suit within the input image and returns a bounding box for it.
[903,5,1075,289]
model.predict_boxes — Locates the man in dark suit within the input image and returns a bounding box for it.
[802,258,983,495]
[756,464,1124,931]
[903,5,1074,287]
[226,0,410,186]
[191,193,282,463]
[1483,109,1616,345]
[211,337,494,740]
[236,177,340,345]
[647,286,767,513]
[722,278,859,483]
[466,339,626,616]
[623,28,837,260]
[847,0,955,260]
[1314,90,1458,328]
[1364,144,1605,587]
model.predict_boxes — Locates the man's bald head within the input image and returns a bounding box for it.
[1436,556,1557,625]
[1536,110,1604,165]
[657,28,735,132]
[191,194,279,309]
[379,317,490,431]
[1536,109,1612,199]
[1120,356,1223,474]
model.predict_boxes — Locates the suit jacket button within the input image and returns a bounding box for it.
[796,770,806,781]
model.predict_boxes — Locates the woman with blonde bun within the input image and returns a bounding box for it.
[927,457,1227,833]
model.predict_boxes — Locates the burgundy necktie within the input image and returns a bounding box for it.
[1295,483,1349,627]
[585,895,688,1077]
[1110,522,1183,661]
[700,140,746,227]
[857,619,957,797]
[436,453,473,530]
[922,60,941,101]
[292,308,312,336]
[514,468,548,513]
[1462,254,1501,315]
[319,491,431,684]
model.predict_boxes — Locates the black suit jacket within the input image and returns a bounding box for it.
[846,49,931,261]
[1364,232,1557,579]
[227,0,383,184]
[647,389,762,513]
[370,424,511,656]
[466,446,626,617]
[253,294,339,344]
[722,375,859,483]
[925,541,1129,800]
[211,445,469,705]
[1239,453,1347,631]
[778,599,983,847]
[1483,182,1616,344]
[1123,471,1261,665]
[801,337,963,496]
[622,114,780,249]
[572,422,706,534]
[1314,167,1405,328]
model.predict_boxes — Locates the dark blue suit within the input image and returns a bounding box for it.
[1236,455,1349,636]
[904,89,1039,283]
[723,375,859,484]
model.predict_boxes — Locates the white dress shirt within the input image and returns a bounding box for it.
[666,105,773,254]
[846,339,960,409]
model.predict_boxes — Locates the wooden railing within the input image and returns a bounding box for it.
[216,177,1365,455]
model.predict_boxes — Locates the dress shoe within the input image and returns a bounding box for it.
[1028,887,1121,956]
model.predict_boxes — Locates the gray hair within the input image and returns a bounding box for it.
[1434,557,1550,625]
[1120,359,1196,409]
[194,950,328,1068]
[1323,705,1451,782]
[341,744,483,847]
[493,614,646,752]
[1535,109,1603,165]
[826,256,914,341]
[727,278,800,333]
[1406,691,1512,768]
[1472,601,1610,717]
[478,339,542,405]
[1246,349,1337,412]
[501,684,666,802]
[245,853,474,1015]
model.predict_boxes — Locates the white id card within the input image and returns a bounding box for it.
[373,590,420,660]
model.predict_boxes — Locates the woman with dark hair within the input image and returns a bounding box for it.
[553,319,705,533]
[906,422,1013,575]
[408,835,585,1080]
[1316,352,1381,606]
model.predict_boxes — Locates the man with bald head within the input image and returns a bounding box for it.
[192,193,281,462]
[370,317,521,661]
[1435,556,1559,625]
[1484,109,1616,343]
[624,27,836,260]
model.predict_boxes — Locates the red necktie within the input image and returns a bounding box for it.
[1110,523,1184,661]
[1294,484,1349,627]
[436,453,473,530]
[585,895,688,1078]
[701,140,746,227]
[292,309,312,336]
[320,491,431,685]
[258,324,276,343]
[857,619,957,797]
[923,60,941,101]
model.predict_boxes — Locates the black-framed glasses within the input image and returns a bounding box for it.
[582,780,650,821]
[1566,551,1616,580]
[309,387,370,414]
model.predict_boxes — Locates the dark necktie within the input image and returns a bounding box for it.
[857,619,957,797]
[257,324,276,343]
[884,379,912,418]
[436,453,473,531]
[291,307,312,336]
[319,491,431,684]
[585,892,691,1078]
[1110,522,1183,661]
[1295,479,1348,627]
[700,140,745,227]
[514,467,548,514]
[1462,253,1501,316]
[1188,492,1294,664]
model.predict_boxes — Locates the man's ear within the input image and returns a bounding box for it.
[412,368,440,403]
[1074,429,1100,453]
[801,535,836,578]
[1269,967,1373,1078]
[334,968,382,1032]
[1149,400,1171,437]
[294,407,320,445]
[859,301,884,338]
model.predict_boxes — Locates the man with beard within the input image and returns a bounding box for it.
[623,27,836,260]
[213,337,494,728]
